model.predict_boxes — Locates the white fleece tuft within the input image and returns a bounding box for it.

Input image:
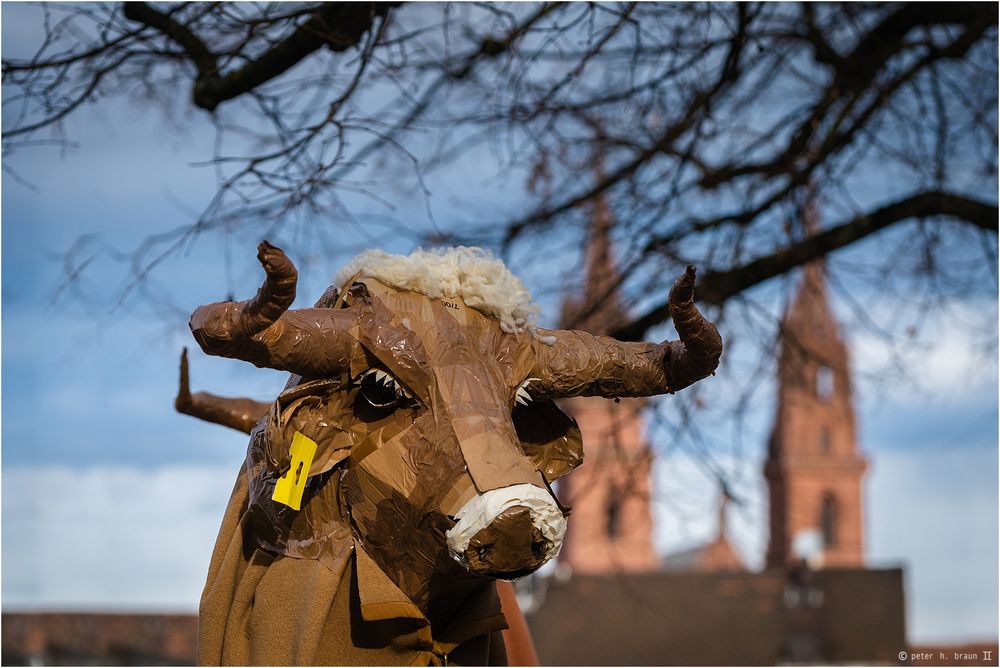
[335,246,547,336]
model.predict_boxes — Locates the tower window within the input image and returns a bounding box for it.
[605,495,621,540]
[821,493,838,547]
[816,366,834,400]
[820,425,831,453]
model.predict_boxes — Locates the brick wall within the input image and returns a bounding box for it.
[2,613,198,666]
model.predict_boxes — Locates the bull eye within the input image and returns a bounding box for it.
[358,369,409,408]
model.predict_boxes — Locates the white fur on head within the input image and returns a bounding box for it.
[335,246,551,338]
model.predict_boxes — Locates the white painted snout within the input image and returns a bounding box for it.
[445,484,567,567]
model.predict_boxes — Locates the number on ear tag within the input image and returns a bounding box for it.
[272,431,317,511]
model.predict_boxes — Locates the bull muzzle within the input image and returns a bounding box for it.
[445,484,566,579]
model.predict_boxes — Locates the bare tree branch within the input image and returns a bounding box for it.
[122,1,399,111]
[613,191,998,341]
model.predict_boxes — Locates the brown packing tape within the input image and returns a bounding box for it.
[355,432,420,498]
[243,425,355,573]
[528,329,674,398]
[512,398,584,482]
[266,379,351,475]
[454,428,543,494]
[342,407,495,615]
[438,473,479,521]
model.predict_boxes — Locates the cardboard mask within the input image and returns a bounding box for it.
[188,242,722,665]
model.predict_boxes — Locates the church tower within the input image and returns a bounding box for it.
[556,194,659,574]
[764,221,868,568]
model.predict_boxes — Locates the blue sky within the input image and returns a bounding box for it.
[2,5,997,647]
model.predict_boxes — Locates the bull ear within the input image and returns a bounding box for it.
[512,398,583,482]
[313,285,340,308]
[265,378,354,477]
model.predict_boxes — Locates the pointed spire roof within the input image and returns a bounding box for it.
[560,160,627,333]
[781,191,844,358]
[716,483,731,542]
[785,264,839,340]
[661,487,746,573]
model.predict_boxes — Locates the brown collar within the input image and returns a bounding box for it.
[354,542,509,654]
[355,543,426,622]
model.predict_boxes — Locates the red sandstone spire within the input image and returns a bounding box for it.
[560,170,626,334]
[764,194,868,569]
[557,171,658,575]
[782,261,843,367]
[717,484,731,541]
[782,191,842,357]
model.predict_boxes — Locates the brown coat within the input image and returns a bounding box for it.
[198,463,509,666]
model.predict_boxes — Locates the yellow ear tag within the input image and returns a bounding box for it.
[272,431,318,511]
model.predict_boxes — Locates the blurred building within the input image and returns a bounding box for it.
[524,197,907,665]
[1,613,197,666]
[525,567,906,665]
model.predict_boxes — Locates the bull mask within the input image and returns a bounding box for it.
[188,242,722,614]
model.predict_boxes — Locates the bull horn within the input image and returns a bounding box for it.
[173,347,271,434]
[175,347,193,414]
[665,266,723,393]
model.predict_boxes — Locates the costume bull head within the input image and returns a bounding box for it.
[188,241,721,664]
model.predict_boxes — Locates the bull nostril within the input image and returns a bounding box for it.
[531,541,546,560]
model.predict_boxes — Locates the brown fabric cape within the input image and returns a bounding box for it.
[198,462,509,666]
